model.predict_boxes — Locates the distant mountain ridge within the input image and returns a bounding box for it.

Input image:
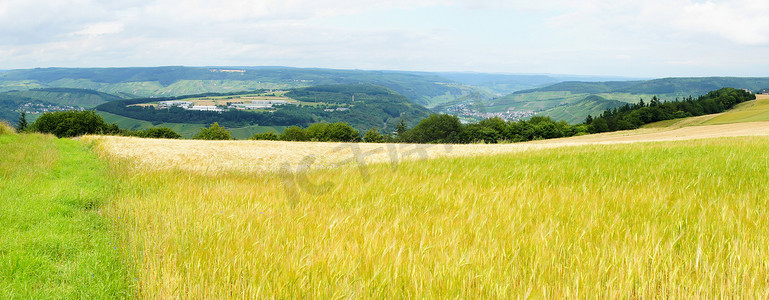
[0,66,646,107]
[2,67,768,127]
[0,67,472,105]
[515,77,769,96]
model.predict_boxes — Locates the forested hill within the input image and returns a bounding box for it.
[515,77,769,97]
[0,67,644,108]
[4,88,121,108]
[0,88,124,124]
[0,67,468,105]
[96,84,432,134]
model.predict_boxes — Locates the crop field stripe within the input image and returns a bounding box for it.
[0,134,132,298]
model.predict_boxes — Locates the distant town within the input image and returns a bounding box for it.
[17,102,84,114]
[444,103,536,122]
[158,99,297,113]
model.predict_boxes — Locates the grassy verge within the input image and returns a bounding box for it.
[644,95,769,129]
[0,134,131,298]
[702,95,769,125]
[101,136,769,298]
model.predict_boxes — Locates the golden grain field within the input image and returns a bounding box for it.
[89,125,769,297]
[86,120,769,175]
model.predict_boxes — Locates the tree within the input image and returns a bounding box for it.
[401,114,462,143]
[250,132,279,140]
[459,124,500,144]
[280,126,308,141]
[140,127,181,139]
[192,122,231,140]
[363,127,386,143]
[650,96,660,107]
[395,119,407,137]
[16,112,28,132]
[477,117,507,135]
[591,117,610,133]
[326,122,361,142]
[304,122,361,142]
[31,110,117,138]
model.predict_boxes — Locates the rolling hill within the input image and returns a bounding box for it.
[438,77,769,124]
[3,67,769,129]
[640,94,769,129]
[539,95,626,123]
[0,67,475,106]
[516,77,769,96]
[0,88,125,125]
[4,88,122,108]
[0,67,649,113]
[95,84,433,137]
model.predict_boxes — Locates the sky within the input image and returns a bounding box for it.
[1,0,768,77]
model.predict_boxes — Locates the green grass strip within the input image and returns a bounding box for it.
[0,134,131,299]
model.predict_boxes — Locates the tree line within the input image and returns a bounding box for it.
[256,114,590,144]
[20,110,182,139]
[585,88,755,132]
[23,87,756,144]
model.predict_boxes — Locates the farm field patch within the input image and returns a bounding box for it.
[91,134,769,298]
[87,119,769,175]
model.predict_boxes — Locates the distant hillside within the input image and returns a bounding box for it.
[4,88,122,108]
[0,94,32,123]
[439,77,768,124]
[516,77,769,97]
[96,84,432,135]
[0,67,469,106]
[0,88,124,124]
[539,95,626,124]
[516,81,641,94]
[435,73,560,96]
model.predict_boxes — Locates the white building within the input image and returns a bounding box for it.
[188,105,224,112]
[230,103,273,110]
[324,107,350,112]
[229,100,296,110]
[159,101,193,109]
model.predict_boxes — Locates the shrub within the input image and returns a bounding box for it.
[0,121,16,135]
[16,112,28,132]
[303,122,361,142]
[139,127,182,139]
[279,126,308,141]
[363,128,386,143]
[250,132,279,141]
[400,114,462,143]
[193,123,232,140]
[30,110,118,138]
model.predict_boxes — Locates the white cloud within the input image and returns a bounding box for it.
[545,0,769,46]
[73,22,125,36]
[0,0,768,76]
[676,0,769,45]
